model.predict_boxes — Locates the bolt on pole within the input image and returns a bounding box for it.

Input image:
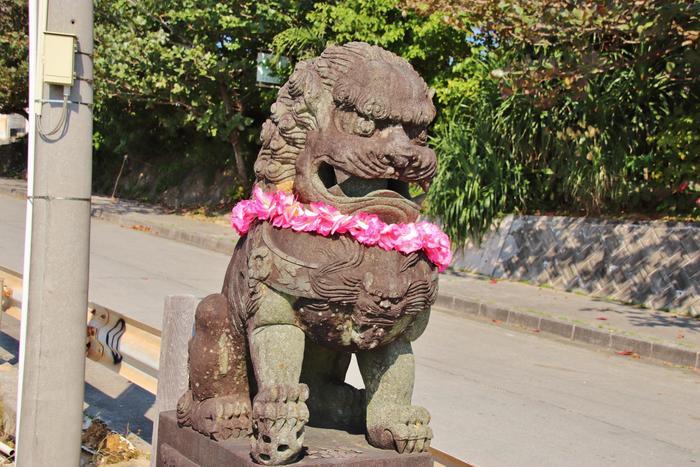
[16,0,94,465]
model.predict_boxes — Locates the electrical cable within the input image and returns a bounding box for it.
[36,85,70,137]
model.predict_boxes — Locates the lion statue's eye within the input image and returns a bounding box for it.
[355,117,376,137]
[415,129,428,145]
[407,127,428,146]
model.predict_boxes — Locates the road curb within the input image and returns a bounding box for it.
[90,209,237,256]
[0,182,238,254]
[435,293,700,371]
[0,183,25,200]
[0,183,234,251]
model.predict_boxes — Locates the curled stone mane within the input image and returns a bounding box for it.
[254,42,436,188]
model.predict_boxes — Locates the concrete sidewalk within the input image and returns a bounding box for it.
[1,177,698,370]
[438,273,699,370]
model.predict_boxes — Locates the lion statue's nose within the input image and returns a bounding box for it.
[385,152,413,169]
[381,136,435,174]
[383,146,436,181]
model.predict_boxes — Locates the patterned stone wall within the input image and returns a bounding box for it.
[452,215,699,316]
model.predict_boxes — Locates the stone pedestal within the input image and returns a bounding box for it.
[156,411,433,467]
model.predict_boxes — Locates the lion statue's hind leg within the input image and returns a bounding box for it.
[176,293,252,440]
[300,340,366,433]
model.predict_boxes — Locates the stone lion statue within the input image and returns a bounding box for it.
[176,42,441,465]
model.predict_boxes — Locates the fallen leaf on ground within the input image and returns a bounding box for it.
[82,419,110,451]
[100,432,139,463]
[595,316,608,320]
[532,329,540,333]
[616,350,640,358]
[492,319,502,324]
[82,418,141,465]
[489,279,498,284]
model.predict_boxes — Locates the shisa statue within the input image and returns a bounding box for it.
[175,42,451,465]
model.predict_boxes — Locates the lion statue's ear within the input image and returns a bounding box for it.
[254,59,325,186]
[288,62,311,98]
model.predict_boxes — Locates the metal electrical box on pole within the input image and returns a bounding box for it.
[42,32,76,86]
[16,0,94,464]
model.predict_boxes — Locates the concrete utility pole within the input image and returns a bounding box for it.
[16,0,94,465]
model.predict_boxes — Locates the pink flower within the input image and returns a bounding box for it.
[377,224,400,250]
[308,202,350,236]
[391,223,424,254]
[230,200,257,234]
[425,243,452,271]
[290,207,320,232]
[250,186,277,219]
[416,222,446,249]
[331,214,355,234]
[416,222,452,271]
[229,188,452,271]
[349,212,384,245]
[271,190,296,213]
[271,201,303,228]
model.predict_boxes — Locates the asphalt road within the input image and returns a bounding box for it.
[1,195,698,466]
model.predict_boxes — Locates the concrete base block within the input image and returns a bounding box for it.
[156,411,433,467]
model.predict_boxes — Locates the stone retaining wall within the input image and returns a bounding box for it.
[452,215,699,316]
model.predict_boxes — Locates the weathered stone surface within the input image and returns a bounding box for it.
[162,42,440,465]
[157,411,432,467]
[453,215,700,316]
[152,295,198,464]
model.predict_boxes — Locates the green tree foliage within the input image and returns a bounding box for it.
[0,0,28,117]
[94,0,296,188]
[271,0,473,93]
[93,0,472,197]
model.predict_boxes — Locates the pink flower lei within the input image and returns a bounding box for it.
[230,187,452,272]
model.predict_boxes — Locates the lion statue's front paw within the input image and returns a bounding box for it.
[251,383,310,465]
[177,390,252,441]
[367,404,433,454]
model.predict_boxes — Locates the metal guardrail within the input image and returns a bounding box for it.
[0,265,470,467]
[0,265,159,394]
[87,303,160,394]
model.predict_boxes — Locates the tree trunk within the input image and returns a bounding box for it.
[229,132,250,190]
[219,81,250,190]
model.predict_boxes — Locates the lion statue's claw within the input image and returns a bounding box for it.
[250,383,310,465]
[177,390,252,441]
[367,404,433,454]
